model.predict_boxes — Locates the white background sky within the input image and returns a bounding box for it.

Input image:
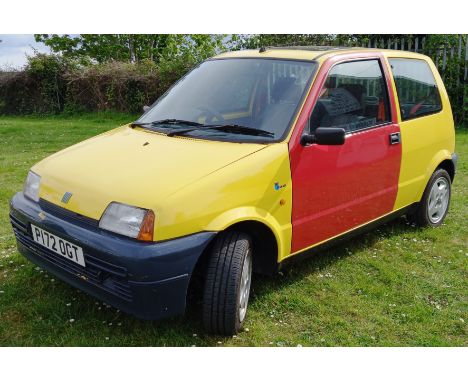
[0,34,50,69]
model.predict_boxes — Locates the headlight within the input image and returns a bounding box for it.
[99,202,155,241]
[24,171,41,202]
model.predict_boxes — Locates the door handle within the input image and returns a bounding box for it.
[389,132,401,145]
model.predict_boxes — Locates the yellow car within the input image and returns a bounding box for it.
[10,46,456,335]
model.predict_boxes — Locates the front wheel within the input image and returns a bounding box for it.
[202,231,252,335]
[407,168,451,227]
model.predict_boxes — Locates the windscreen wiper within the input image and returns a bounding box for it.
[166,124,275,138]
[131,119,204,129]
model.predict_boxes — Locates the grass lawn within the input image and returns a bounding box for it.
[0,113,466,346]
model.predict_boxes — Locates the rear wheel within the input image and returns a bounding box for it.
[407,168,451,227]
[202,231,252,335]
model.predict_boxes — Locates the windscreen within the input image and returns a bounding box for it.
[138,58,317,142]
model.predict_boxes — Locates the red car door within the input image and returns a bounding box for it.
[289,53,401,254]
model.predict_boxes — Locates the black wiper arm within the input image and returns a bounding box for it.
[206,124,275,137]
[130,121,151,128]
[151,119,204,127]
[167,124,275,138]
[131,119,204,129]
[166,128,199,137]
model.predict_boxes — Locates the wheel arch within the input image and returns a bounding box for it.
[417,149,453,200]
[205,206,288,262]
[193,216,281,281]
[224,220,279,275]
[186,209,287,310]
[185,217,280,319]
[436,158,455,182]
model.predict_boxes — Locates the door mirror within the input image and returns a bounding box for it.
[301,127,346,146]
[143,105,150,113]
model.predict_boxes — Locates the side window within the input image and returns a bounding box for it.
[309,59,390,133]
[389,58,442,121]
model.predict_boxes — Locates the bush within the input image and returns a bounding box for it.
[26,54,73,113]
[65,61,160,113]
[0,71,36,114]
[0,54,73,114]
[0,54,194,115]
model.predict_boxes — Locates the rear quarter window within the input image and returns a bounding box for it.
[389,58,442,121]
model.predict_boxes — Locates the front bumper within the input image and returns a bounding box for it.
[10,192,216,320]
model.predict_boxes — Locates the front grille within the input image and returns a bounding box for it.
[39,199,99,228]
[10,213,28,233]
[11,217,132,302]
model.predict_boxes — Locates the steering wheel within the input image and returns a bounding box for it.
[197,106,226,124]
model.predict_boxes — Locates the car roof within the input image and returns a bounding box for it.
[214,46,429,63]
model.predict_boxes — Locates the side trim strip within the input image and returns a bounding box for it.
[279,204,416,269]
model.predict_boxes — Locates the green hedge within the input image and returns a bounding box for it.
[0,54,194,115]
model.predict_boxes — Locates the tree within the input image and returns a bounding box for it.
[34,34,227,64]
[233,34,443,50]
[233,34,335,49]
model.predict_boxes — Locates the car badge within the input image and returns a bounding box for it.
[61,192,73,204]
[274,182,286,191]
[38,211,46,220]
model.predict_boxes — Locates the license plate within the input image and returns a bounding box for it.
[31,224,86,267]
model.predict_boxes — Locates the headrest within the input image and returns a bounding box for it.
[271,77,302,103]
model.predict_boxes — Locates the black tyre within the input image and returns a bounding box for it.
[202,231,252,335]
[407,168,451,227]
